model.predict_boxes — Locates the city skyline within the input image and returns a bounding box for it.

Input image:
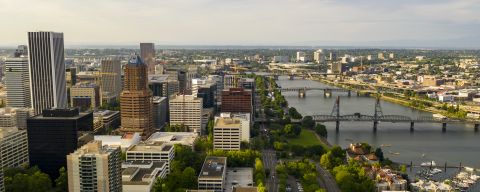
[1,0,480,48]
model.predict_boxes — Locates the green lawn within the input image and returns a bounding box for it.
[287,129,323,146]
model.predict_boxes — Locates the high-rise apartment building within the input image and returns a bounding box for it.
[101,59,122,99]
[221,88,252,114]
[27,31,68,115]
[0,127,29,191]
[70,83,101,111]
[120,55,153,138]
[27,108,93,179]
[169,95,203,133]
[5,56,31,108]
[67,141,122,192]
[140,43,156,74]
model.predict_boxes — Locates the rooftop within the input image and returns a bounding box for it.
[128,142,174,153]
[146,132,198,146]
[148,74,169,83]
[128,54,144,66]
[122,161,166,184]
[93,110,119,117]
[199,156,227,179]
[225,168,254,192]
[215,117,241,128]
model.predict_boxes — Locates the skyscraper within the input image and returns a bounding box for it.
[67,141,122,192]
[120,55,153,138]
[5,57,31,108]
[101,59,122,99]
[27,31,68,115]
[140,43,156,74]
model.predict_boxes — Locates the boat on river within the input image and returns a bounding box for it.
[421,161,436,167]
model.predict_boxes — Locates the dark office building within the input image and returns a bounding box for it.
[197,85,216,108]
[153,96,168,130]
[27,108,93,179]
[178,70,187,92]
[221,88,252,114]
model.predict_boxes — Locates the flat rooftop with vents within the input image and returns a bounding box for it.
[198,156,227,192]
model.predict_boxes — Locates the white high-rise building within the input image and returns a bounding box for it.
[169,95,203,133]
[5,57,31,108]
[28,31,68,115]
[67,141,122,192]
[314,49,325,64]
[296,51,306,62]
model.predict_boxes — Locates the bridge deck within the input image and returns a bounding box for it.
[312,114,475,123]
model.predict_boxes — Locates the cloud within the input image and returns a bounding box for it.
[0,0,479,47]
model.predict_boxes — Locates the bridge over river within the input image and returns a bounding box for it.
[312,96,480,132]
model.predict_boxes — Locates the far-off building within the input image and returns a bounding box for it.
[70,83,101,111]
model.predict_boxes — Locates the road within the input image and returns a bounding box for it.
[262,149,278,192]
[315,162,341,192]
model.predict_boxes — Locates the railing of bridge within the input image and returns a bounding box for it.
[312,114,464,123]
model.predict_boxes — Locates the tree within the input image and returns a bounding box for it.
[331,162,375,192]
[293,124,302,136]
[54,167,68,192]
[180,167,197,189]
[283,124,295,137]
[374,148,384,162]
[302,116,316,129]
[288,107,303,119]
[152,178,163,192]
[4,166,53,192]
[314,124,327,138]
[320,146,345,170]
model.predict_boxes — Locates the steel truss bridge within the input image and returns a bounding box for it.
[312,96,479,132]
[278,87,352,97]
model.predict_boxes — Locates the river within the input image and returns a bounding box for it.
[276,76,480,168]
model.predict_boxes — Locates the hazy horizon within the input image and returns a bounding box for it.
[1,0,480,48]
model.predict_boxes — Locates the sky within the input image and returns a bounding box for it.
[1,0,480,48]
